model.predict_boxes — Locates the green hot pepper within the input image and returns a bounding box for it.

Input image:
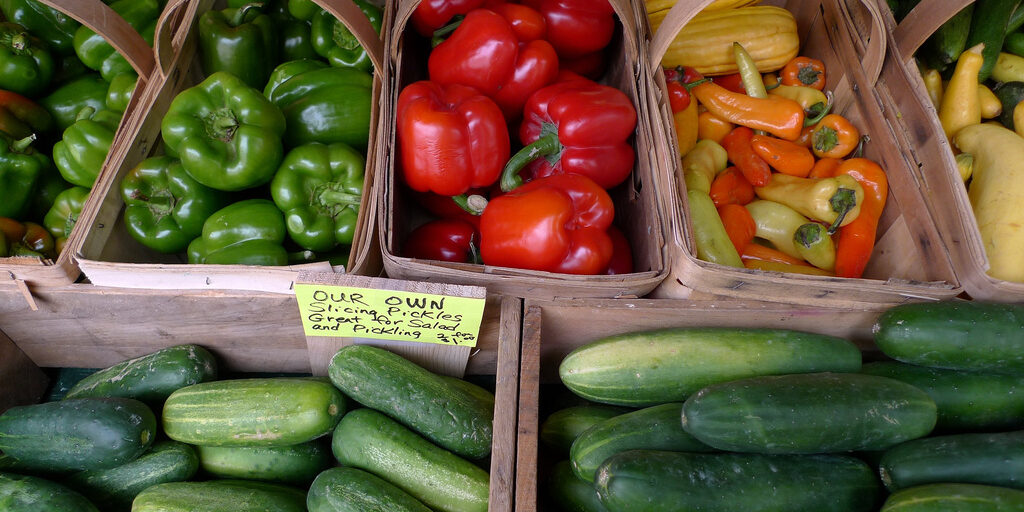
[264,59,372,148]
[0,133,48,219]
[73,0,158,81]
[188,198,288,266]
[44,185,89,245]
[162,71,286,191]
[310,0,381,71]
[0,0,82,55]
[198,2,278,90]
[40,74,109,131]
[271,142,364,252]
[0,22,54,98]
[106,73,138,113]
[53,107,122,188]
[121,156,229,254]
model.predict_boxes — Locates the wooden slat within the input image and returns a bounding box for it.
[0,329,48,413]
[488,297,522,512]
[514,306,541,512]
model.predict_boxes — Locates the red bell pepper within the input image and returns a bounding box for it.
[480,173,614,274]
[429,7,559,121]
[411,0,485,37]
[521,0,615,59]
[502,77,636,191]
[604,224,632,274]
[561,51,606,80]
[404,218,479,263]
[397,80,510,196]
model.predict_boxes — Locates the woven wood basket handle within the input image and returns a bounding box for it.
[893,0,974,61]
[315,0,385,73]
[154,0,198,78]
[35,0,155,81]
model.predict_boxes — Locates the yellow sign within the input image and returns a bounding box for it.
[294,284,486,347]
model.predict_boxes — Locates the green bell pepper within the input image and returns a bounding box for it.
[73,0,158,82]
[271,142,364,252]
[0,0,81,56]
[53,107,121,188]
[106,73,138,113]
[264,60,372,148]
[0,88,53,139]
[44,185,89,243]
[52,52,89,83]
[287,0,320,21]
[0,22,54,98]
[40,74,109,131]
[162,71,286,191]
[310,0,381,71]
[281,19,318,62]
[198,3,278,90]
[187,198,288,266]
[0,133,48,219]
[28,160,70,221]
[121,156,228,254]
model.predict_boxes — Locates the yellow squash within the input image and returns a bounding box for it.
[645,0,759,14]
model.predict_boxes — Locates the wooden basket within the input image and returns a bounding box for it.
[72,0,385,293]
[377,0,669,299]
[644,0,961,308]
[0,0,157,289]
[876,0,1024,301]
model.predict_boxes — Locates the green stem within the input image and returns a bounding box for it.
[10,134,35,153]
[431,15,464,47]
[318,189,362,207]
[231,2,265,27]
[501,131,561,192]
[804,91,833,126]
[75,106,96,122]
[452,194,488,215]
[11,33,27,52]
[827,188,857,234]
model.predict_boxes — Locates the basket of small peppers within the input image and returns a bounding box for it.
[643,0,961,307]
[0,0,158,286]
[70,0,385,293]
[380,0,669,299]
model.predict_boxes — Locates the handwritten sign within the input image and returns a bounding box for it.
[294,283,487,346]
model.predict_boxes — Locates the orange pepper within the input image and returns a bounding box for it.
[709,166,755,207]
[808,157,842,179]
[717,203,756,253]
[721,126,771,186]
[0,217,26,243]
[780,56,826,90]
[794,125,814,148]
[691,81,805,141]
[744,258,834,276]
[831,157,888,279]
[811,114,860,159]
[674,99,699,156]
[750,135,814,177]
[697,110,734,144]
[741,243,807,266]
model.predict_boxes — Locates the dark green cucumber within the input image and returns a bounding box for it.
[64,344,217,404]
[328,345,492,459]
[862,361,1024,431]
[63,441,197,511]
[997,81,1024,129]
[558,328,861,407]
[0,472,99,512]
[198,440,330,484]
[570,403,713,483]
[874,302,1024,373]
[1006,31,1024,57]
[682,372,937,454]
[0,398,156,471]
[1010,6,1024,35]
[541,405,629,453]
[331,408,489,512]
[307,467,432,512]
[965,0,1019,81]
[440,375,496,410]
[881,483,1024,511]
[595,450,880,512]
[548,460,607,512]
[879,430,1024,492]
[162,377,345,446]
[920,4,974,72]
[132,480,306,512]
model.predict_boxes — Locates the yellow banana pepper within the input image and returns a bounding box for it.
[680,139,728,194]
[744,199,809,259]
[753,173,865,232]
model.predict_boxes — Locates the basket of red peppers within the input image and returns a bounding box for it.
[379,0,669,299]
[643,0,961,308]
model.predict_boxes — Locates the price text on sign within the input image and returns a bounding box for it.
[294,284,486,346]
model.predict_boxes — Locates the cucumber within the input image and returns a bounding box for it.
[965,0,1019,81]
[681,372,937,453]
[879,430,1024,492]
[63,441,197,511]
[1010,6,1024,35]
[328,345,492,459]
[558,328,861,407]
[0,472,99,512]
[881,483,1024,511]
[570,403,713,483]
[1006,31,1024,57]
[331,408,489,512]
[64,344,217,405]
[198,440,330,484]
[541,405,630,453]
[162,377,345,446]
[548,460,607,512]
[920,5,974,72]
[131,480,306,512]
[440,375,496,411]
[595,450,880,512]
[0,398,156,471]
[874,301,1024,373]
[996,81,1024,129]
[861,361,1024,431]
[307,467,432,512]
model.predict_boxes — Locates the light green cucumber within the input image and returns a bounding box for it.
[198,440,330,484]
[63,441,197,511]
[541,405,630,453]
[132,480,306,512]
[881,483,1024,511]
[307,467,432,512]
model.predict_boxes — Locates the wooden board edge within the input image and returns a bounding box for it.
[514,304,541,512]
[489,296,523,512]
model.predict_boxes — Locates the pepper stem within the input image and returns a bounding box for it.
[468,234,481,265]
[794,222,823,248]
[804,91,833,126]
[333,18,359,50]
[500,128,561,192]
[204,108,239,142]
[431,15,464,47]
[10,134,35,153]
[827,188,857,234]
[75,106,96,122]
[231,2,265,27]
[317,189,362,207]
[11,33,28,52]
[452,194,488,215]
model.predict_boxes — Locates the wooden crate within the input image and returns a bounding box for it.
[377,0,669,299]
[0,329,48,414]
[72,0,384,293]
[515,298,885,511]
[644,0,962,308]
[0,0,158,288]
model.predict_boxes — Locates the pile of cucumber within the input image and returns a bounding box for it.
[542,301,1024,511]
[0,344,495,511]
